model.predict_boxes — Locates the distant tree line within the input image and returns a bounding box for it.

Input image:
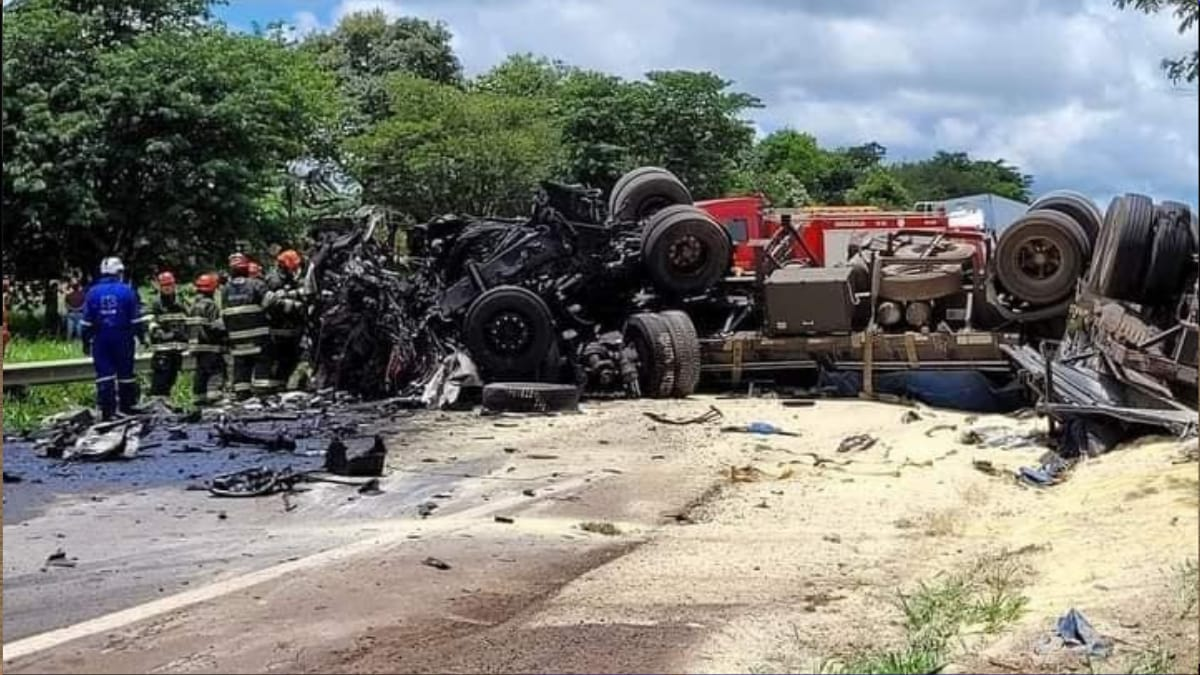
[2,0,1036,298]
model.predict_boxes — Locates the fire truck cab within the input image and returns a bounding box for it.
[697,195,991,274]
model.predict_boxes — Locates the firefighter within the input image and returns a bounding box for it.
[188,273,227,406]
[146,271,190,399]
[81,257,145,419]
[248,260,263,279]
[263,249,308,392]
[221,253,270,399]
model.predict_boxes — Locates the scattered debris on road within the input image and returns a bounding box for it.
[721,421,799,437]
[643,406,723,426]
[837,434,877,453]
[44,548,78,569]
[421,557,452,571]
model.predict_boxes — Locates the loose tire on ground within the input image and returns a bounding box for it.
[995,209,1089,306]
[659,310,701,397]
[481,382,581,413]
[464,286,557,382]
[1029,190,1103,245]
[608,167,692,223]
[641,205,732,296]
[624,313,676,398]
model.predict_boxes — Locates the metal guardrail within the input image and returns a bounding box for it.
[3,354,196,387]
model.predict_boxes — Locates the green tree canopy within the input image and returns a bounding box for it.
[888,151,1032,202]
[348,74,564,220]
[2,0,341,281]
[301,10,462,128]
[845,168,912,210]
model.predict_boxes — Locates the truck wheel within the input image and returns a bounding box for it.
[642,205,731,296]
[464,286,556,382]
[481,382,580,413]
[878,267,963,302]
[1108,193,1156,302]
[624,313,676,398]
[659,310,701,397]
[1087,196,1123,296]
[995,209,1088,306]
[608,167,692,223]
[1029,190,1103,246]
[1159,200,1198,255]
[1142,205,1195,301]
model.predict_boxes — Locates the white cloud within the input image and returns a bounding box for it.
[301,0,1197,207]
[292,10,322,38]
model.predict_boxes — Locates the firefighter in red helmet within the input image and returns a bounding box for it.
[188,273,226,406]
[146,271,190,399]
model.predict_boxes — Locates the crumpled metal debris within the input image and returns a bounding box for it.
[213,422,297,452]
[837,434,877,453]
[323,435,387,477]
[420,350,482,410]
[644,406,723,426]
[65,419,143,461]
[207,467,304,498]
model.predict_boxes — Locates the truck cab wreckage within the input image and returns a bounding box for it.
[305,167,1197,437]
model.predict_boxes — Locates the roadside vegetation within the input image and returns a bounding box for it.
[3,337,194,434]
[754,553,1030,674]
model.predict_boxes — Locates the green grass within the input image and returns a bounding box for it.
[1121,645,1177,675]
[815,554,1029,675]
[4,371,195,435]
[5,337,83,364]
[579,521,623,536]
[1175,558,1198,619]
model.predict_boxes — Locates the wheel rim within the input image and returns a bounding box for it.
[667,233,707,276]
[485,310,533,355]
[1015,236,1063,280]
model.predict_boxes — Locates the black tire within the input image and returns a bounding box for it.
[482,382,580,413]
[1105,193,1156,302]
[1029,190,1103,245]
[995,209,1088,305]
[608,167,692,223]
[659,310,701,397]
[1087,196,1123,295]
[624,313,676,398]
[464,286,557,382]
[1142,205,1195,300]
[642,205,731,296]
[1159,200,1198,255]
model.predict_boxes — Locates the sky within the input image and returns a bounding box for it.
[213,0,1197,208]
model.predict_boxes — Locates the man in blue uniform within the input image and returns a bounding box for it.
[81,257,146,419]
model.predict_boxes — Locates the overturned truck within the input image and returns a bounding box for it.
[307,169,733,401]
[304,168,1199,424]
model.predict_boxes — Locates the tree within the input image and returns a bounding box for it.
[85,30,341,273]
[3,0,342,288]
[348,75,564,221]
[889,151,1032,202]
[754,130,827,192]
[474,53,572,99]
[301,10,462,127]
[845,168,912,210]
[1114,0,1198,83]
[728,167,811,208]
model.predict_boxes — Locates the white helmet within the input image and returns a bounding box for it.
[100,256,125,276]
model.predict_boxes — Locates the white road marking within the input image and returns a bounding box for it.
[3,474,596,663]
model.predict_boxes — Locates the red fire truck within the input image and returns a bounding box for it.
[697,195,989,273]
